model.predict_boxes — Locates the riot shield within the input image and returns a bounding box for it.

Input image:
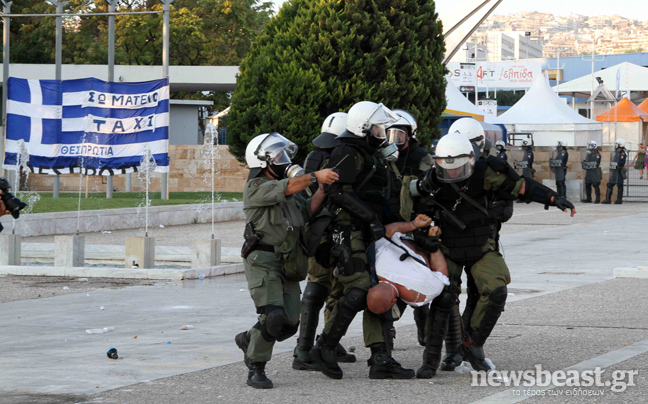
[511,147,535,178]
[609,149,622,184]
[581,148,601,184]
[549,147,566,182]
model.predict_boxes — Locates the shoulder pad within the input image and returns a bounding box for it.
[486,155,508,172]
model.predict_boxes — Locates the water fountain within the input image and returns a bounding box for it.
[125,145,156,269]
[192,124,222,268]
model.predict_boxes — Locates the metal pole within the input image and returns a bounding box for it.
[1,1,11,179]
[473,36,478,107]
[160,0,173,200]
[50,1,69,198]
[106,0,117,198]
[556,50,561,94]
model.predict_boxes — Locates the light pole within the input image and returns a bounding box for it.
[555,47,570,94]
[160,0,173,200]
[582,34,605,119]
[1,0,11,179]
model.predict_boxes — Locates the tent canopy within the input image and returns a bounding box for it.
[498,75,598,126]
[596,97,648,122]
[444,79,484,122]
[554,62,648,99]
[639,99,648,114]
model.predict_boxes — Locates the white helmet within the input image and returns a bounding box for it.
[387,109,418,146]
[557,139,567,147]
[245,133,298,179]
[587,140,597,149]
[495,140,506,149]
[615,138,626,148]
[313,112,347,149]
[522,139,532,147]
[433,132,476,183]
[448,118,485,154]
[344,101,398,139]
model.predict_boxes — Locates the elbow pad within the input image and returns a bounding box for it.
[329,191,376,223]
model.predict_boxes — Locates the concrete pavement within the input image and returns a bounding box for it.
[2,201,648,403]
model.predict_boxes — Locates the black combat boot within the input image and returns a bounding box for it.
[413,304,430,347]
[336,342,356,363]
[594,186,601,204]
[601,188,613,204]
[368,343,415,379]
[441,304,464,371]
[461,286,508,372]
[581,184,592,203]
[615,187,623,204]
[309,333,343,379]
[247,362,273,389]
[234,331,252,370]
[417,290,454,378]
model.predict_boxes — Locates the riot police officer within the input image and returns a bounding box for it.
[602,139,627,205]
[310,101,415,380]
[410,132,576,375]
[581,140,602,204]
[235,133,339,389]
[551,140,569,197]
[495,140,508,162]
[293,112,357,371]
[521,140,535,179]
[384,109,434,348]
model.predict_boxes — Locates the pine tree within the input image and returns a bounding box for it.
[227,0,447,162]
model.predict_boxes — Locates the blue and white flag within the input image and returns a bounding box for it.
[3,77,169,175]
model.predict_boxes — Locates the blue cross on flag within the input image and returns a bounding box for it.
[3,77,169,175]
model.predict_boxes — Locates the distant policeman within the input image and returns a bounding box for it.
[552,140,569,197]
[581,140,602,204]
[494,140,508,162]
[235,133,338,389]
[602,139,627,205]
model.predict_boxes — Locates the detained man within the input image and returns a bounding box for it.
[367,214,449,315]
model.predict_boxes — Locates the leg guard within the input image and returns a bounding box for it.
[325,288,367,346]
[615,184,623,204]
[413,304,430,347]
[416,288,455,379]
[296,282,328,352]
[602,186,613,204]
[594,184,601,203]
[583,183,592,202]
[441,303,463,371]
[462,274,480,336]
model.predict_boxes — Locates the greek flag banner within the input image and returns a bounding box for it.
[3,77,169,175]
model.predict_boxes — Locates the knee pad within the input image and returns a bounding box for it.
[303,282,329,307]
[489,286,508,307]
[342,288,367,312]
[434,288,456,311]
[275,321,299,342]
[261,305,289,341]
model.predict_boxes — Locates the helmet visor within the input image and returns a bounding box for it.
[433,155,475,183]
[387,128,409,146]
[257,133,297,166]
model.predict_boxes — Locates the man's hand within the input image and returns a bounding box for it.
[413,214,432,229]
[314,169,339,185]
[551,196,576,217]
[428,226,442,237]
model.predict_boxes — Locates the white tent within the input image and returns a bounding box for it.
[555,62,648,101]
[444,79,485,121]
[498,76,602,146]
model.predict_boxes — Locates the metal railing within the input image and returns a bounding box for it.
[625,149,648,198]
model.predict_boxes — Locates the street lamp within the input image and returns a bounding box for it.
[555,47,570,94]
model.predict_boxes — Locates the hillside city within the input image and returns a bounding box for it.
[467,11,648,61]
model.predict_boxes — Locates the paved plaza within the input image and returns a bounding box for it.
[1,201,647,403]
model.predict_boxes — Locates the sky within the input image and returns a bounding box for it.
[271,0,648,21]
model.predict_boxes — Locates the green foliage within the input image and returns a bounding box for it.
[495,90,525,107]
[227,0,447,163]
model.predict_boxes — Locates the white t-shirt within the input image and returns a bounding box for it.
[374,232,450,307]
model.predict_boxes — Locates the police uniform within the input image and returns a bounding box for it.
[522,147,534,179]
[415,160,523,371]
[241,176,310,364]
[583,149,602,203]
[553,147,569,197]
[603,147,627,204]
[496,148,508,162]
[294,146,354,369]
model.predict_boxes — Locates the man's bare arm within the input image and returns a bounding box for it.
[285,169,339,196]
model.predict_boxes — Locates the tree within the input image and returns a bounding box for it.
[227,0,447,163]
[495,90,524,107]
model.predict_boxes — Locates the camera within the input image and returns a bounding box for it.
[0,176,28,221]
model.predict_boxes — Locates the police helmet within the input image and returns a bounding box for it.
[433,132,476,183]
[448,118,485,155]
